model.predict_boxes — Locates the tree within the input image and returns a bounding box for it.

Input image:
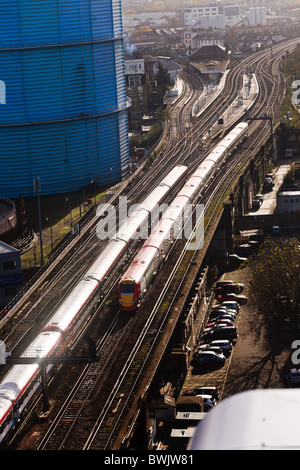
[247,237,300,331]
[155,62,172,107]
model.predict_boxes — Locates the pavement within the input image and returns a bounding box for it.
[249,161,291,215]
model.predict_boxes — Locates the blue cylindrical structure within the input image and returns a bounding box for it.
[0,0,130,196]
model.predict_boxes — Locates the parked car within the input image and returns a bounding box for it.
[263,177,274,192]
[216,280,234,288]
[220,301,240,312]
[252,198,261,210]
[214,282,244,296]
[235,244,256,258]
[193,345,224,358]
[176,395,216,412]
[212,304,238,313]
[255,193,264,202]
[228,253,247,268]
[182,386,220,401]
[217,292,248,305]
[194,350,226,366]
[199,338,233,354]
[205,318,234,328]
[205,326,238,341]
[198,395,217,411]
[208,339,233,352]
[209,312,236,323]
[216,312,237,321]
[193,386,220,400]
[271,225,281,236]
[203,323,230,334]
[248,240,259,251]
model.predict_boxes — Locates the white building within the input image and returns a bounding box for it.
[184,31,224,49]
[184,3,242,29]
[125,58,145,77]
[245,7,267,26]
[276,190,300,214]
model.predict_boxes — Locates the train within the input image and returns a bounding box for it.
[118,122,249,311]
[0,165,188,444]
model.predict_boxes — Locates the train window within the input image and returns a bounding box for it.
[121,284,135,294]
[3,261,17,270]
[4,286,18,297]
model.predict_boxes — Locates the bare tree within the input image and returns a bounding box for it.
[247,237,300,331]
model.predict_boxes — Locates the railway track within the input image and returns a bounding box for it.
[29,42,296,450]
[3,38,299,450]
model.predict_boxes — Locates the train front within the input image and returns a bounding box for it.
[118,278,139,311]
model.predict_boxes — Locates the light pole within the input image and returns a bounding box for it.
[33,177,43,266]
[46,216,53,252]
[65,196,73,228]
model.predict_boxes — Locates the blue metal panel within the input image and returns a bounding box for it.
[0,0,130,197]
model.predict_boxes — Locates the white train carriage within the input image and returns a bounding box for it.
[205,145,228,167]
[0,165,189,445]
[157,165,188,194]
[86,238,128,283]
[148,197,188,256]
[0,330,62,441]
[116,165,188,243]
[176,176,204,203]
[0,397,12,443]
[118,195,190,311]
[222,122,248,152]
[42,276,100,346]
[193,159,216,187]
